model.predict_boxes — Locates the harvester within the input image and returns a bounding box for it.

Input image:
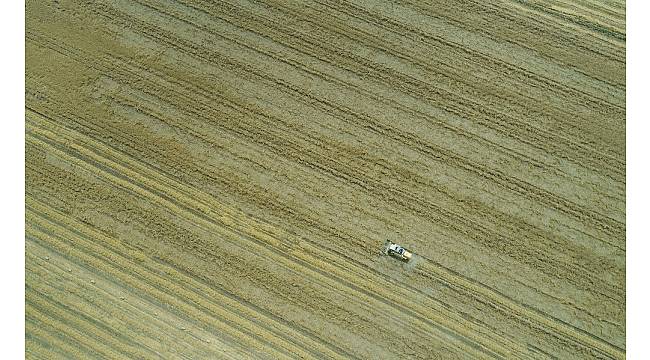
[383,241,413,262]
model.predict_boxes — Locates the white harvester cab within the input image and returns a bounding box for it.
[383,241,413,262]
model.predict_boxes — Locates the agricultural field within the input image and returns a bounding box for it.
[25,0,625,359]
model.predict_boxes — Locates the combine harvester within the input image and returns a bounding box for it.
[383,241,413,262]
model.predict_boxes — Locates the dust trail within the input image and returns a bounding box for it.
[405,254,421,271]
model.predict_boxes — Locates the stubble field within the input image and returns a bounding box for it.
[26,0,625,358]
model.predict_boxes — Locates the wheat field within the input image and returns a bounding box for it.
[26,0,625,358]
